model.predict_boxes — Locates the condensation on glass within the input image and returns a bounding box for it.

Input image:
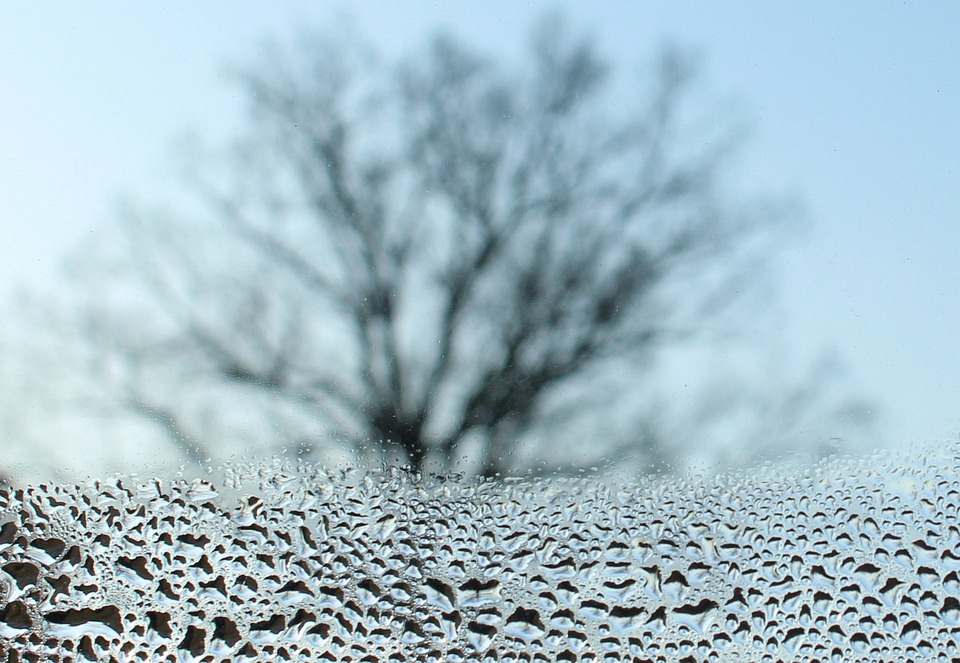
[1,446,958,661]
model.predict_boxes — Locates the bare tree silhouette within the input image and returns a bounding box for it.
[56,17,844,477]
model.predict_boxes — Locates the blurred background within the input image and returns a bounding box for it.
[1,2,957,483]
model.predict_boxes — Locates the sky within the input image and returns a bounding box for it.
[1,2,959,461]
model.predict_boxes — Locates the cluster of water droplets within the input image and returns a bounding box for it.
[1,444,960,661]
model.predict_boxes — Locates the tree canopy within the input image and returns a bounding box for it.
[41,17,872,478]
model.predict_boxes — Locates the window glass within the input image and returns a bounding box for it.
[0,3,957,660]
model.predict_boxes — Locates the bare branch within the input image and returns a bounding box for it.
[35,14,869,480]
[125,397,207,466]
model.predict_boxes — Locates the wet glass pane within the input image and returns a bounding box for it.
[0,3,957,660]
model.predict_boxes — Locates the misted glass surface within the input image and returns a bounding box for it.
[0,3,957,661]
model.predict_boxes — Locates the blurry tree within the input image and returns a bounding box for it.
[52,16,872,477]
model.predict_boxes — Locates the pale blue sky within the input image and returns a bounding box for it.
[1,2,958,453]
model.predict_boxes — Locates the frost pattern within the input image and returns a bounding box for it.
[1,446,960,662]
